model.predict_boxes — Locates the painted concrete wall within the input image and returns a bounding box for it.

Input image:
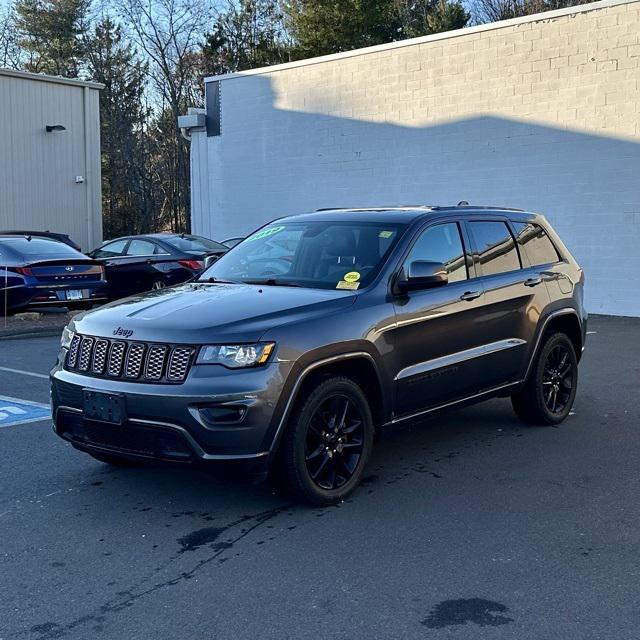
[0,70,103,251]
[190,0,640,317]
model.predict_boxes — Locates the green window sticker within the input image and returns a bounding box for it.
[379,230,393,238]
[246,225,285,242]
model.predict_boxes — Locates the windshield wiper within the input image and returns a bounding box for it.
[197,277,239,284]
[243,278,303,288]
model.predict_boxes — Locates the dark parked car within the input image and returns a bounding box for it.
[52,205,586,505]
[1,230,82,252]
[0,235,107,314]
[222,236,244,248]
[88,233,228,300]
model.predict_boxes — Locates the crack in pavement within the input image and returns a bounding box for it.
[12,504,294,640]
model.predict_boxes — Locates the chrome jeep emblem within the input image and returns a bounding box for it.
[113,327,134,338]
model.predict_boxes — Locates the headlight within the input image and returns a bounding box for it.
[60,326,75,349]
[196,343,275,368]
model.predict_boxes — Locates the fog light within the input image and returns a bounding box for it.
[199,405,247,425]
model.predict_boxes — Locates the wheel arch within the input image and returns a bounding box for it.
[266,352,387,457]
[524,308,584,381]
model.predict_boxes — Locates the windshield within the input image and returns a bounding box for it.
[198,220,405,290]
[164,235,227,254]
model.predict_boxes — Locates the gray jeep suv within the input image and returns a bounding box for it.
[51,205,587,505]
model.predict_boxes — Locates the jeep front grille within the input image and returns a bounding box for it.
[145,345,168,380]
[108,341,126,377]
[66,334,195,384]
[78,337,94,371]
[124,343,146,378]
[167,347,193,382]
[92,339,109,374]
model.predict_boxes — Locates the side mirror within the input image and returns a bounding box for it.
[398,261,448,291]
[204,254,219,269]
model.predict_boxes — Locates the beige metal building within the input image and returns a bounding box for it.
[0,69,103,251]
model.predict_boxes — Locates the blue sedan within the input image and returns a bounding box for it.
[0,235,108,315]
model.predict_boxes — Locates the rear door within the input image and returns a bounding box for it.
[464,218,550,387]
[390,220,488,416]
[121,238,173,292]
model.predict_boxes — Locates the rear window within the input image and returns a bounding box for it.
[164,235,227,254]
[0,237,83,258]
[126,239,157,256]
[512,222,561,266]
[468,221,521,276]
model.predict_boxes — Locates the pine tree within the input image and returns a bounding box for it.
[284,0,398,58]
[283,0,469,59]
[202,0,292,76]
[15,0,89,77]
[85,17,154,238]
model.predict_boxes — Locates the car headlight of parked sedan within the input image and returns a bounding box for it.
[196,343,275,368]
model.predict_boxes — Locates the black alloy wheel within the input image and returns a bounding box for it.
[511,332,578,425]
[542,343,574,415]
[304,394,365,491]
[281,376,374,505]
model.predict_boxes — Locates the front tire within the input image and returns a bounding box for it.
[281,377,374,506]
[511,332,578,425]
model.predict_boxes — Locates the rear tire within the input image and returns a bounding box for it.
[281,377,374,506]
[511,332,578,425]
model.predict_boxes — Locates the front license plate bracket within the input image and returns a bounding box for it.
[82,390,126,425]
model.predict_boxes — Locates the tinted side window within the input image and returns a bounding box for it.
[405,223,467,283]
[469,221,521,276]
[126,239,156,256]
[512,222,560,266]
[92,239,128,258]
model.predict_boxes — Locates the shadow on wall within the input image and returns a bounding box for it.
[198,75,640,316]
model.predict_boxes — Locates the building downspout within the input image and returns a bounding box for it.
[83,86,93,251]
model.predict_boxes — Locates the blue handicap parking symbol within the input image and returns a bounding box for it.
[0,395,50,427]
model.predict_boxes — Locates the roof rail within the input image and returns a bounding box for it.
[431,205,526,212]
[315,204,436,211]
[314,204,526,213]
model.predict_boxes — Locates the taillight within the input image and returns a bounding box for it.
[179,260,204,271]
[15,267,33,276]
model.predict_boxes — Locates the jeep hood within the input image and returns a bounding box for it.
[71,283,356,343]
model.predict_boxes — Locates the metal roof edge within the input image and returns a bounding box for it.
[0,68,104,90]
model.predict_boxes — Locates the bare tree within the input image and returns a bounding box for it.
[116,0,210,232]
[473,0,597,23]
[0,5,24,69]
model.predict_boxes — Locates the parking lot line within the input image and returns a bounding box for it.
[0,366,49,379]
[0,394,50,427]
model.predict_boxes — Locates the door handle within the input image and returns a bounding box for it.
[460,290,482,301]
[524,276,542,287]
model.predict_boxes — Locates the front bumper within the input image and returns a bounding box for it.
[51,354,294,470]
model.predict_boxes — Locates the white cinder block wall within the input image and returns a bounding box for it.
[190,0,640,317]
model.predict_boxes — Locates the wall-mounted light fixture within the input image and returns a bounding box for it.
[45,124,66,133]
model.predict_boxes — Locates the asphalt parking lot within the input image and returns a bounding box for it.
[1,315,639,640]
